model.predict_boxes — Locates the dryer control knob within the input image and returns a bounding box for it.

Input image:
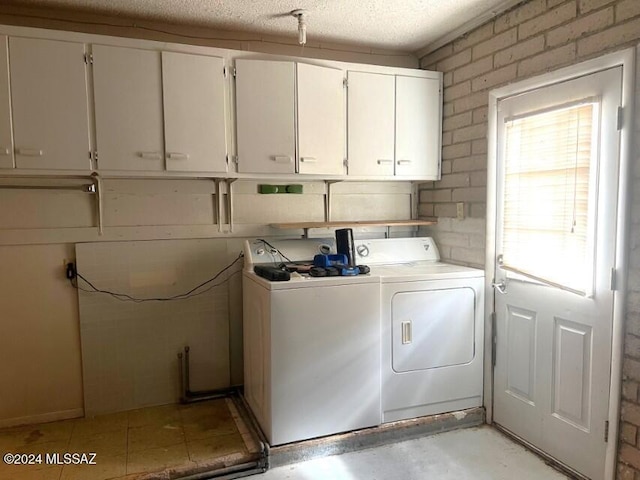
[356,244,369,257]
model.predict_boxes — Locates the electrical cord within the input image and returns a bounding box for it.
[69,252,243,303]
[257,238,292,265]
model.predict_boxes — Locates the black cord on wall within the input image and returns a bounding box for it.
[68,252,243,303]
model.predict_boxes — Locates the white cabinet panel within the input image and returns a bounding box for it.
[297,63,345,175]
[347,71,394,176]
[0,36,12,169]
[395,75,441,178]
[162,52,227,173]
[235,59,295,174]
[10,37,90,170]
[93,45,164,171]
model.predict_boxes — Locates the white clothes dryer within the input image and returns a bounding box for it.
[356,237,485,423]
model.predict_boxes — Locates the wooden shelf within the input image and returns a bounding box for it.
[271,219,436,230]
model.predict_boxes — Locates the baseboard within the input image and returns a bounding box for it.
[0,408,84,428]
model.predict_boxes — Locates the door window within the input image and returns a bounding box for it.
[501,101,599,295]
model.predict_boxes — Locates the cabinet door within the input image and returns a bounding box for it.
[346,71,394,176]
[93,45,164,171]
[395,75,441,179]
[162,52,227,173]
[297,63,345,175]
[0,36,12,169]
[235,59,295,174]
[10,37,90,170]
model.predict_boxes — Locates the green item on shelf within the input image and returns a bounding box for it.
[286,184,303,194]
[258,184,304,194]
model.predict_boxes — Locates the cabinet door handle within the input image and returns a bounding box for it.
[397,159,412,165]
[300,157,317,163]
[272,155,292,164]
[377,159,393,165]
[167,152,189,160]
[0,147,10,156]
[401,321,412,345]
[16,148,43,157]
[138,152,163,160]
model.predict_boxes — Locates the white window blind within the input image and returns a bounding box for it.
[502,102,598,295]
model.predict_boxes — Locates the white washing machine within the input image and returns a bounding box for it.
[356,237,485,423]
[242,238,381,446]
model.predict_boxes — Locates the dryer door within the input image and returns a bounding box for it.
[392,287,475,372]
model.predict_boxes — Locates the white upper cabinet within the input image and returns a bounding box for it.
[162,52,227,173]
[347,71,395,176]
[93,45,164,171]
[297,63,345,175]
[0,36,12,169]
[10,37,90,170]
[395,75,441,178]
[235,59,295,174]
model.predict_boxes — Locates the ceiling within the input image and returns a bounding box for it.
[6,0,522,53]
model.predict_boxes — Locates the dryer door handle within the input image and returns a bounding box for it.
[401,321,412,344]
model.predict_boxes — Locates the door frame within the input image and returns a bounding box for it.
[485,48,636,480]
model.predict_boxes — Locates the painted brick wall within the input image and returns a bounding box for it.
[417,0,640,478]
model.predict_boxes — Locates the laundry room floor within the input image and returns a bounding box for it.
[0,397,262,480]
[257,425,570,480]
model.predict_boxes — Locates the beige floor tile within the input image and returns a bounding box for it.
[0,420,75,449]
[60,454,126,480]
[69,429,127,458]
[179,399,228,422]
[71,413,128,438]
[0,465,63,480]
[127,404,181,429]
[183,413,238,442]
[186,432,247,464]
[126,443,193,475]
[127,423,184,453]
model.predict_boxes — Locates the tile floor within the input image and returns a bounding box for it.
[0,398,260,480]
[258,426,570,480]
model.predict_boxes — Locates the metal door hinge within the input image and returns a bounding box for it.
[491,312,497,367]
[343,158,348,167]
[90,150,98,163]
[604,420,609,442]
[610,267,617,291]
[230,155,238,165]
[343,77,348,88]
[84,53,93,65]
[617,106,623,131]
[224,66,236,78]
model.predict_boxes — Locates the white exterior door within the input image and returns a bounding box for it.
[10,37,91,170]
[0,35,12,169]
[347,71,395,176]
[297,63,345,175]
[162,52,227,173]
[395,75,441,179]
[235,59,295,174]
[93,45,164,171]
[493,67,622,479]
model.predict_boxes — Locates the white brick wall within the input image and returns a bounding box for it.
[418,2,640,474]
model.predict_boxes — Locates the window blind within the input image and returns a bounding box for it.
[502,102,597,294]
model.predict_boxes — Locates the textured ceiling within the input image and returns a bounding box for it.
[6,0,520,52]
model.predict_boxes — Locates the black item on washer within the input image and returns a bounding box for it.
[254,265,291,281]
[358,265,371,274]
[309,266,328,277]
[335,228,357,267]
